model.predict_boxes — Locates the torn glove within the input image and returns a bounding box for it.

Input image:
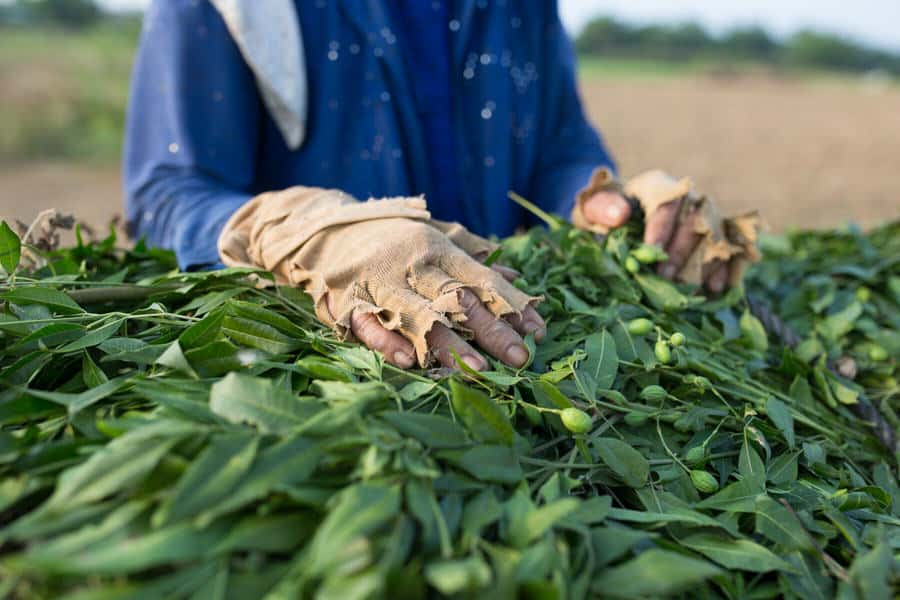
[218,186,537,365]
[572,167,761,286]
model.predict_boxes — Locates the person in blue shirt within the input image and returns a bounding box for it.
[125,1,739,370]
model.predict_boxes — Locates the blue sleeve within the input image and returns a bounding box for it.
[123,0,260,270]
[529,3,616,221]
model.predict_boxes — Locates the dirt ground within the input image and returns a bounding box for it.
[580,74,900,230]
[1,74,898,236]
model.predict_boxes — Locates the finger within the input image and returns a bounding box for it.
[426,323,486,371]
[504,304,546,342]
[457,288,530,368]
[657,211,703,280]
[704,260,729,295]
[491,264,519,282]
[350,310,417,369]
[582,192,632,229]
[643,197,683,248]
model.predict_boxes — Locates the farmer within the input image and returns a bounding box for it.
[125,1,756,371]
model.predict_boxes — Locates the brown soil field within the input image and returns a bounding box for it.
[580,74,900,231]
[1,75,898,237]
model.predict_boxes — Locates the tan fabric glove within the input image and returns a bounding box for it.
[218,187,538,365]
[572,168,761,287]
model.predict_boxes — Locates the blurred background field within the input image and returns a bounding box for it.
[1,0,898,234]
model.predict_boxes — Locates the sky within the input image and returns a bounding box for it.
[96,0,900,53]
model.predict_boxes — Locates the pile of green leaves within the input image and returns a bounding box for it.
[747,222,899,432]
[0,217,897,599]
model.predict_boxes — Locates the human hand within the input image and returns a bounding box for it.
[579,174,744,295]
[220,188,547,371]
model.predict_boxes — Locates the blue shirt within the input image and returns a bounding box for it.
[387,1,460,222]
[124,0,615,269]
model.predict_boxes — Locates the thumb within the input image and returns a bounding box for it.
[582,192,631,229]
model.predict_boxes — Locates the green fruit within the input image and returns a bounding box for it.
[690,469,719,494]
[670,332,686,347]
[740,311,769,352]
[684,446,707,465]
[627,318,654,336]
[632,245,663,264]
[855,287,871,302]
[868,345,888,362]
[560,408,593,434]
[655,340,672,364]
[625,256,641,274]
[640,385,667,402]
[624,411,651,426]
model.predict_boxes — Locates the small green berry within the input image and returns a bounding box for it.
[640,385,667,402]
[627,318,654,336]
[560,408,592,434]
[624,411,651,427]
[670,332,686,347]
[855,287,871,302]
[869,346,888,362]
[655,340,672,364]
[684,446,707,465]
[690,469,719,494]
[625,256,641,274]
[632,244,665,264]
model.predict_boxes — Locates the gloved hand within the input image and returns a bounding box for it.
[218,187,545,369]
[572,168,760,293]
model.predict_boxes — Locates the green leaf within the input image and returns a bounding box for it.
[197,435,319,523]
[43,429,183,512]
[440,445,524,484]
[449,379,514,446]
[508,497,580,547]
[380,412,469,449]
[591,549,723,598]
[740,310,769,352]
[696,479,762,512]
[179,309,225,349]
[593,437,649,488]
[0,220,21,274]
[307,483,401,575]
[28,519,230,575]
[681,532,798,573]
[573,329,618,402]
[591,525,658,567]
[24,374,131,416]
[765,397,795,448]
[767,452,799,485]
[0,286,84,315]
[214,513,314,554]
[209,373,321,433]
[838,542,893,600]
[424,555,492,595]
[57,318,122,353]
[754,496,815,552]
[634,273,690,312]
[223,315,302,355]
[153,433,258,526]
[739,431,766,491]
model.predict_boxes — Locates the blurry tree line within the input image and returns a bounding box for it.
[576,17,900,75]
[0,0,104,29]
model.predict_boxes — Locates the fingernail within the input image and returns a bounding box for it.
[506,344,529,367]
[524,320,546,342]
[463,354,485,371]
[659,264,677,279]
[393,351,415,368]
[605,203,625,223]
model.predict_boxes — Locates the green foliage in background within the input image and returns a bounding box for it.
[0,22,138,163]
[0,213,896,598]
[576,17,900,75]
[1,0,103,29]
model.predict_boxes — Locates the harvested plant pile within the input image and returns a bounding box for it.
[0,217,897,599]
